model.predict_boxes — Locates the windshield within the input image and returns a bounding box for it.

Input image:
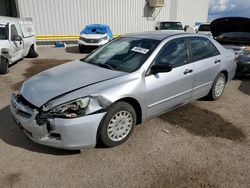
[159,22,183,30]
[82,37,160,73]
[217,32,250,42]
[0,24,8,40]
[241,48,250,55]
[198,24,211,32]
[81,25,107,34]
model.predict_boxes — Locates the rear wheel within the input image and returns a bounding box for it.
[27,46,38,58]
[98,102,136,147]
[0,54,9,74]
[207,73,226,100]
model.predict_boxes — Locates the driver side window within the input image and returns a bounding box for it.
[11,25,18,41]
[155,38,189,68]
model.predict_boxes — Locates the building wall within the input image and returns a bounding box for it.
[17,0,209,35]
[0,0,19,17]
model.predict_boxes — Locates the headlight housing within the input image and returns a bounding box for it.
[48,97,90,118]
[101,36,109,41]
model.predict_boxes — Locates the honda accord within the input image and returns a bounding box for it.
[10,32,236,149]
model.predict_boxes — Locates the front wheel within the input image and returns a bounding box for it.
[27,46,38,58]
[98,102,136,147]
[207,73,226,100]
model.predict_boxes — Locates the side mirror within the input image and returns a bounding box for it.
[184,25,189,32]
[12,35,22,41]
[155,26,159,30]
[151,63,172,74]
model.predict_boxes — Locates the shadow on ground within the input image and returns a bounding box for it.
[160,104,246,142]
[11,59,70,90]
[238,76,250,96]
[0,105,80,155]
[65,46,81,54]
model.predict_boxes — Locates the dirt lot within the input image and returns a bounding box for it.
[0,47,249,188]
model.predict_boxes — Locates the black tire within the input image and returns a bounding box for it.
[98,102,137,147]
[79,45,85,53]
[207,73,226,100]
[27,46,38,58]
[0,55,9,74]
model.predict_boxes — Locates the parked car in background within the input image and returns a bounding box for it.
[11,32,236,149]
[155,21,184,32]
[78,24,113,53]
[236,47,250,75]
[0,16,38,74]
[196,23,212,37]
[211,17,250,75]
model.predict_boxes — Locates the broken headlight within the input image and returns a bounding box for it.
[48,97,90,118]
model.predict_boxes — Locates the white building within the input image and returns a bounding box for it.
[0,0,210,40]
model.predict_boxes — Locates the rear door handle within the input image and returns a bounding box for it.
[215,59,221,64]
[184,69,193,75]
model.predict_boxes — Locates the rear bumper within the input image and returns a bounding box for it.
[10,94,106,150]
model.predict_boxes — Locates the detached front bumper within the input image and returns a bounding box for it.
[10,94,106,150]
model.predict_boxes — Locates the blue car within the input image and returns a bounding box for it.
[78,24,113,53]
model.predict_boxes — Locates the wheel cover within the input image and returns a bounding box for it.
[214,76,225,97]
[107,111,133,142]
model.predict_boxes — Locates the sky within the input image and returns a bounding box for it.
[208,0,250,21]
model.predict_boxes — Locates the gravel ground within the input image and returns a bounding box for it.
[0,47,249,188]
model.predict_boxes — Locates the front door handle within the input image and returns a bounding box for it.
[184,69,193,75]
[215,59,221,64]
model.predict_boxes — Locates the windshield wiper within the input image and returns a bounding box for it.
[95,63,114,70]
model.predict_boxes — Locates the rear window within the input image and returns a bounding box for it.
[198,24,211,32]
[159,22,183,30]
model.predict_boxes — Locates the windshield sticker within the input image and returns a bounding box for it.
[131,47,149,54]
[0,24,6,28]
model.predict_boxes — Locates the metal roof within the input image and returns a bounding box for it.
[123,31,193,40]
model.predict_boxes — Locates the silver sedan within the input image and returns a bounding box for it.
[10,32,236,149]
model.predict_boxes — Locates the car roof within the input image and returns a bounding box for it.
[159,21,182,23]
[122,31,199,41]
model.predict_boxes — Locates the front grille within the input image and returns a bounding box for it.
[81,38,100,43]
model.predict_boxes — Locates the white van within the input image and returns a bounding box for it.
[196,23,212,37]
[0,16,38,74]
[155,21,184,32]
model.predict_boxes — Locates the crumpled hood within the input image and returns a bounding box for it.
[20,60,126,107]
[211,17,250,37]
[80,33,107,39]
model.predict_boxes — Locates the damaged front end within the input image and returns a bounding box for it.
[36,95,112,125]
[11,93,110,149]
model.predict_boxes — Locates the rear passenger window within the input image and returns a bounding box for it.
[155,38,189,68]
[190,37,220,62]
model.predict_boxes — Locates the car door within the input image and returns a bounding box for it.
[188,37,221,98]
[145,38,194,117]
[9,24,23,63]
